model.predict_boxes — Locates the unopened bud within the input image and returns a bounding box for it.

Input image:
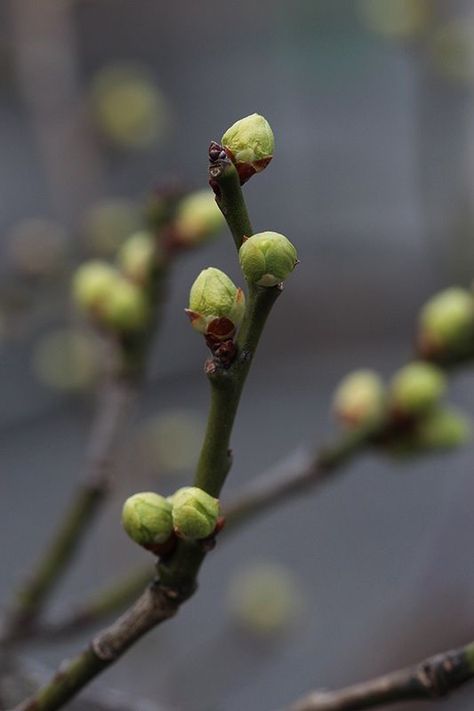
[170,486,220,540]
[102,277,149,331]
[416,407,471,450]
[239,231,298,287]
[73,261,119,313]
[221,113,274,184]
[419,287,474,357]
[390,362,446,416]
[122,492,173,548]
[333,370,385,429]
[174,190,224,247]
[118,231,161,284]
[186,267,245,341]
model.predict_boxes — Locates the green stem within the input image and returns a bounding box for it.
[209,153,252,250]
[195,284,280,497]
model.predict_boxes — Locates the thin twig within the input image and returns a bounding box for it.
[1,375,137,645]
[286,642,474,711]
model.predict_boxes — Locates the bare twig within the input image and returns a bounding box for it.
[286,642,474,711]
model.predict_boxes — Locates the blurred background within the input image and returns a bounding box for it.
[3,0,474,709]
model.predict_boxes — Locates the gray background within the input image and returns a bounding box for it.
[2,1,474,709]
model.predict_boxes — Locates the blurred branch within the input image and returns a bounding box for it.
[0,372,137,648]
[31,567,153,642]
[224,429,370,532]
[286,642,474,711]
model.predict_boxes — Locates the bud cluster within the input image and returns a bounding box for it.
[332,361,470,454]
[185,115,300,369]
[122,486,220,552]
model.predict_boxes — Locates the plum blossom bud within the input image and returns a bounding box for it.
[118,231,161,284]
[73,261,119,313]
[174,190,224,247]
[221,113,274,184]
[102,277,149,331]
[390,361,446,416]
[419,287,474,357]
[122,492,173,548]
[239,231,298,287]
[333,370,385,429]
[186,267,245,341]
[416,407,471,450]
[170,486,220,540]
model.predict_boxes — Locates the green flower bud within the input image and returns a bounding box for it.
[221,113,274,184]
[333,370,385,429]
[416,407,471,450]
[72,260,119,313]
[102,277,149,331]
[186,267,245,341]
[419,287,474,357]
[174,190,224,247]
[118,231,161,284]
[239,232,298,287]
[390,361,446,416]
[122,492,173,547]
[170,486,220,540]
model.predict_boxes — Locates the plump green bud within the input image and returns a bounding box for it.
[416,407,471,450]
[221,113,274,184]
[170,486,220,540]
[72,261,119,312]
[186,267,245,340]
[390,361,446,416]
[419,287,474,357]
[174,190,224,247]
[122,492,173,547]
[333,370,385,429]
[118,231,161,284]
[239,232,298,287]
[101,277,149,331]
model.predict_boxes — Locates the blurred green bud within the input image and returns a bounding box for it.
[221,113,274,184]
[170,486,220,540]
[239,232,298,287]
[118,231,160,284]
[390,361,446,416]
[73,260,119,313]
[186,267,245,341]
[416,407,471,450]
[102,278,149,331]
[333,369,385,429]
[122,492,173,547]
[419,287,474,357]
[174,190,224,247]
[227,562,305,638]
